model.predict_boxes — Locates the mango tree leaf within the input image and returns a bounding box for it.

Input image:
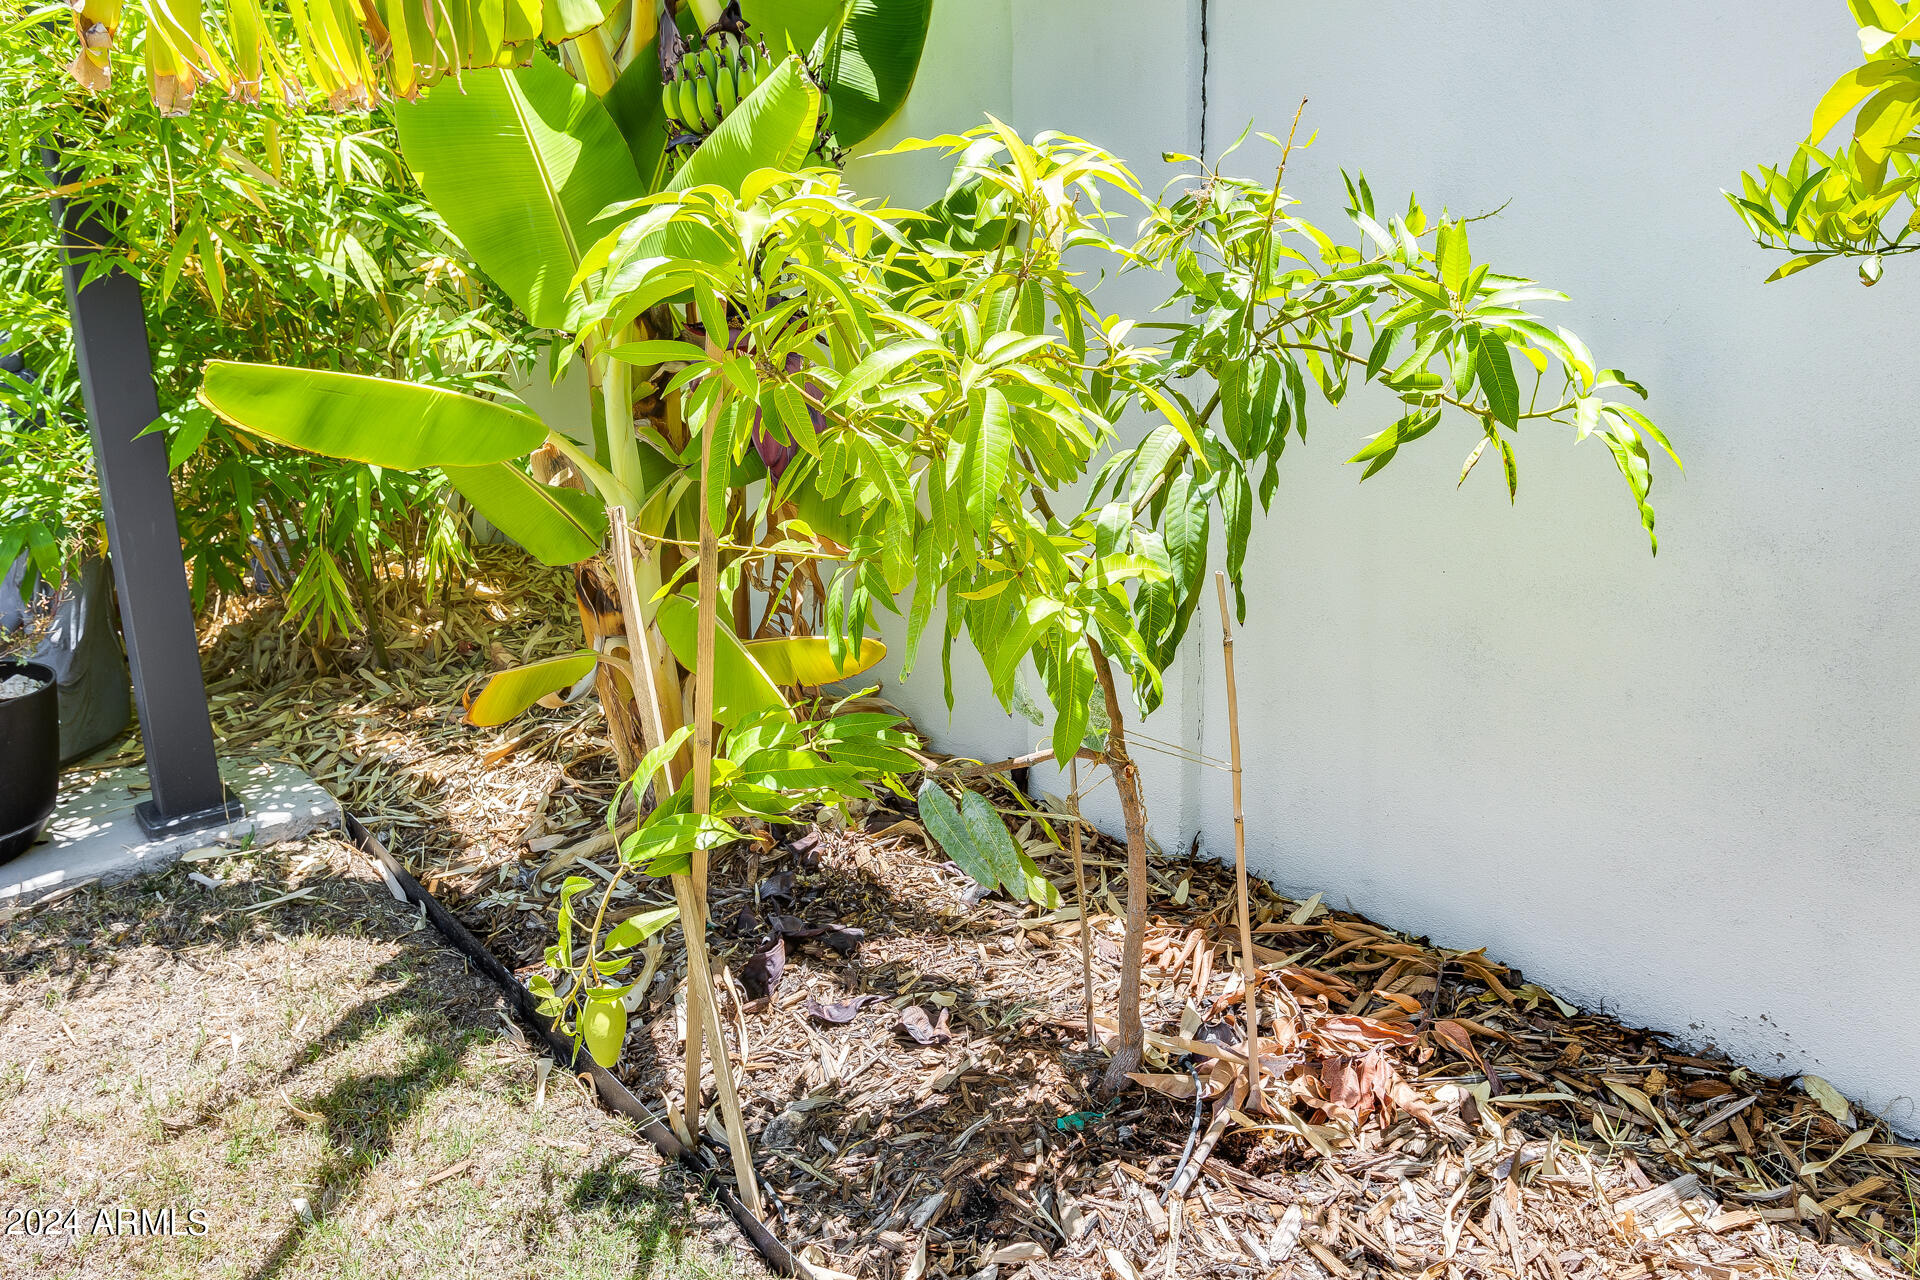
[963,386,1012,535]
[916,779,997,890]
[633,725,694,794]
[1436,219,1470,295]
[1143,471,1209,669]
[465,650,599,726]
[200,362,546,469]
[604,340,710,365]
[1475,332,1519,429]
[1016,850,1061,910]
[1047,640,1095,765]
[391,57,644,329]
[622,811,738,875]
[743,635,887,684]
[653,594,794,724]
[1765,252,1833,281]
[444,462,607,565]
[1811,60,1913,143]
[604,904,679,951]
[960,788,1026,901]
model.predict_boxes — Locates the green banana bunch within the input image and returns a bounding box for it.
[660,29,775,144]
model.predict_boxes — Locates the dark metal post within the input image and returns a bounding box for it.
[44,149,240,835]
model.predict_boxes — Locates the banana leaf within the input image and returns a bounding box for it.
[667,56,818,190]
[66,0,927,139]
[391,56,644,329]
[465,650,600,726]
[653,593,793,724]
[627,57,819,265]
[743,635,887,685]
[444,462,608,565]
[199,362,547,469]
[601,35,671,187]
[740,0,931,144]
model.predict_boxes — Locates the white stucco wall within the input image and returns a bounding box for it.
[855,1,1920,1130]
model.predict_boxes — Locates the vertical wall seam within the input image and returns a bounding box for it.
[1186,0,1213,852]
[1198,0,1211,159]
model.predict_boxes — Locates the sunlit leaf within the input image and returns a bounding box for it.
[391,58,643,329]
[743,635,888,684]
[579,997,627,1067]
[200,362,546,470]
[653,594,793,725]
[465,650,599,726]
[444,461,607,565]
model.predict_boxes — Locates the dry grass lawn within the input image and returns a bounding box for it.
[0,834,760,1280]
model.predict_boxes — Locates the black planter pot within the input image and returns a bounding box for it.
[0,660,59,863]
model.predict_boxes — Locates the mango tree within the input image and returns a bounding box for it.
[889,123,1681,1092]
[189,117,1166,1207]
[574,120,1681,1103]
[1728,0,1920,283]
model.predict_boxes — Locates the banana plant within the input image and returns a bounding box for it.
[193,59,891,739]
[190,49,915,1207]
[48,0,935,778]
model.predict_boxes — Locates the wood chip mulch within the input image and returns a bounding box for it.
[144,553,1916,1280]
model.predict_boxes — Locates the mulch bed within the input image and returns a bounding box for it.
[143,551,1917,1280]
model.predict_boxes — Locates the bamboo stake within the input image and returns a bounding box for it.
[1213,571,1262,1113]
[608,509,670,778]
[1068,758,1098,1051]
[608,506,704,1146]
[687,378,762,1216]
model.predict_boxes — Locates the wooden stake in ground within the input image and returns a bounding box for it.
[1068,758,1098,1051]
[609,508,704,1148]
[1214,572,1261,1112]
[685,375,763,1216]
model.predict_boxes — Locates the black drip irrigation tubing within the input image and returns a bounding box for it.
[343,813,799,1276]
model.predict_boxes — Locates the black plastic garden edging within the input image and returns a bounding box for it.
[342,814,799,1276]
